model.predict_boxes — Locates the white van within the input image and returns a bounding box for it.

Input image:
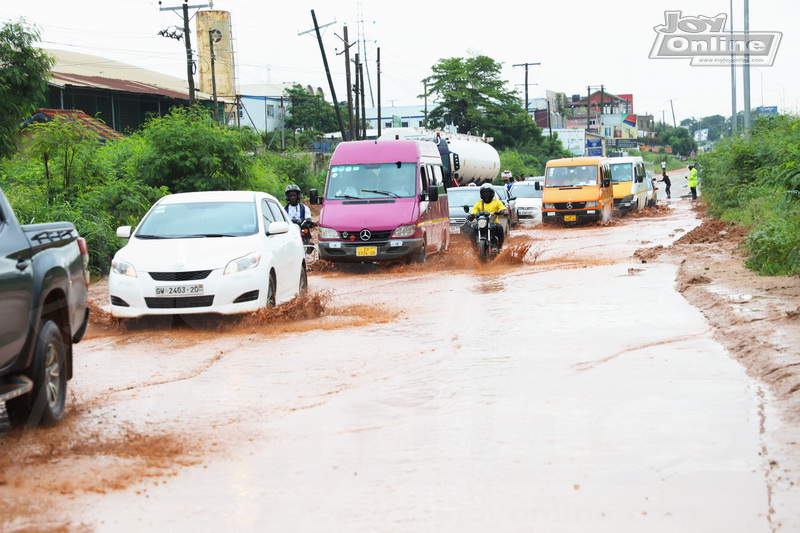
[609,156,649,214]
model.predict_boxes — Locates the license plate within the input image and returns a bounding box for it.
[156,284,204,296]
[356,246,377,257]
[564,215,577,222]
[450,226,461,234]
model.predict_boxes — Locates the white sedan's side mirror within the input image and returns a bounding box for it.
[116,226,132,239]
[267,221,289,235]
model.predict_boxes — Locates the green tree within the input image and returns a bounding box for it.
[132,106,262,193]
[0,19,55,159]
[656,125,697,156]
[421,55,541,151]
[284,85,339,135]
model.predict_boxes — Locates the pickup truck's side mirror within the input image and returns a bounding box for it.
[534,182,542,191]
[309,189,322,205]
[116,226,132,239]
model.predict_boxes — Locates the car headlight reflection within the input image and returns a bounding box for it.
[111,258,137,278]
[224,252,261,275]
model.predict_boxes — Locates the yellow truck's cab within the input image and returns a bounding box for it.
[609,156,649,214]
[541,157,614,224]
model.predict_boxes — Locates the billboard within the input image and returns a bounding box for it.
[693,129,709,142]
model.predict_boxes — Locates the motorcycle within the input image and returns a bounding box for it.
[292,218,316,258]
[462,208,501,262]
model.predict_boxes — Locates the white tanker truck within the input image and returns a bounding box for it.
[378,127,500,186]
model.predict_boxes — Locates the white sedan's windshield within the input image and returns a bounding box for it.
[510,185,542,199]
[136,201,258,238]
[326,163,417,200]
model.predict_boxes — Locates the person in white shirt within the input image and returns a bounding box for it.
[283,184,312,224]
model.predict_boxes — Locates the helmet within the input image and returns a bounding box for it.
[285,184,302,201]
[479,183,495,202]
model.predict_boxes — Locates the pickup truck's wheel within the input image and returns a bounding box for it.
[6,320,67,428]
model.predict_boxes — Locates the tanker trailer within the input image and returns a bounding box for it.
[378,127,500,186]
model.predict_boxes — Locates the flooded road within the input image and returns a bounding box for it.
[1,199,793,532]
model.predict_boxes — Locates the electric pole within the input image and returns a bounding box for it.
[376,47,381,138]
[159,0,212,105]
[513,62,540,113]
[299,11,346,140]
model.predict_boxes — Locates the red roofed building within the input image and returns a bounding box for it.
[23,109,124,141]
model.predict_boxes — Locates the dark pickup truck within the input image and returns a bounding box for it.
[0,188,89,429]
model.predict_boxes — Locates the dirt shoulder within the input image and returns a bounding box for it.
[637,202,800,512]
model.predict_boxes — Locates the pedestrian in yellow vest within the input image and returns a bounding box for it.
[687,165,699,200]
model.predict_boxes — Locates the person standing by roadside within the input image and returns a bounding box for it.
[687,165,699,200]
[660,160,671,199]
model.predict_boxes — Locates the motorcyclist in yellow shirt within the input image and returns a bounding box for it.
[462,183,508,249]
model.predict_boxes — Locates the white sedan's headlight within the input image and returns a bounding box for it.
[111,258,137,278]
[318,226,340,239]
[585,201,599,207]
[391,224,417,238]
[224,252,261,275]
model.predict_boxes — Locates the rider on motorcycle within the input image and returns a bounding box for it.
[462,183,508,249]
[283,184,312,225]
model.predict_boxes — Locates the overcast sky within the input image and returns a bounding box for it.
[3,0,798,125]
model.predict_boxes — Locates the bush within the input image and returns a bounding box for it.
[699,114,800,275]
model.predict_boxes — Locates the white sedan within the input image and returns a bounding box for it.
[109,191,307,318]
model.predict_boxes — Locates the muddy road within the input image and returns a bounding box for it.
[2,194,800,532]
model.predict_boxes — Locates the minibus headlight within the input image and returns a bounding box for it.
[318,226,340,239]
[543,203,555,209]
[622,195,634,203]
[585,201,599,208]
[391,224,417,238]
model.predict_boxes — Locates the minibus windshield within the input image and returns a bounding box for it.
[546,165,599,187]
[327,163,417,200]
[610,163,633,182]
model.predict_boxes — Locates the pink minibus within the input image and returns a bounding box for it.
[312,139,450,263]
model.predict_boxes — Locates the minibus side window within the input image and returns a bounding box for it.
[431,165,444,190]
[420,165,429,194]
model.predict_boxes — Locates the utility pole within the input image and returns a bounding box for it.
[729,0,737,135]
[209,29,221,122]
[513,62,540,113]
[341,25,355,140]
[670,99,677,128]
[377,47,382,138]
[743,0,752,131]
[300,11,346,140]
[353,53,360,140]
[586,84,604,133]
[159,1,212,105]
[359,60,366,138]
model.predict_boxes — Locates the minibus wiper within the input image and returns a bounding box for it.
[362,189,399,198]
[333,194,360,199]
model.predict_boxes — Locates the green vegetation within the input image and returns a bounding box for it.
[0,19,55,159]
[698,114,800,275]
[422,55,543,152]
[0,106,324,275]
